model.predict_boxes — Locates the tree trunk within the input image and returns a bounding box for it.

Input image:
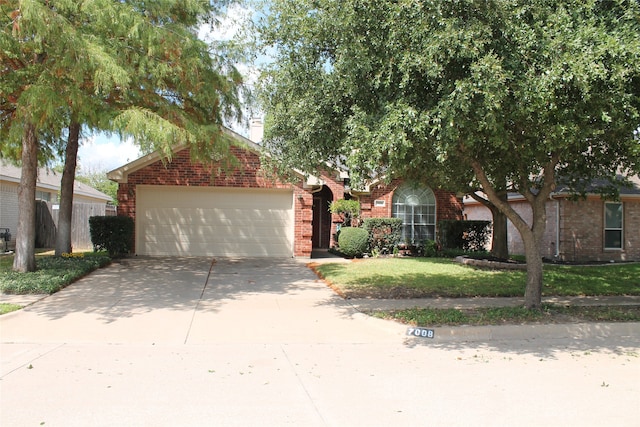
[55,121,80,256]
[469,159,557,310]
[491,211,509,259]
[13,122,38,272]
[522,234,544,309]
[489,203,509,259]
[469,191,509,259]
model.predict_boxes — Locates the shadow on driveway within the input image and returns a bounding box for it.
[0,257,393,345]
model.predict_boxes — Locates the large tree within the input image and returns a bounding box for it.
[1,0,245,269]
[257,0,640,308]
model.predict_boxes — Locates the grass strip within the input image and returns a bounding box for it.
[369,304,640,326]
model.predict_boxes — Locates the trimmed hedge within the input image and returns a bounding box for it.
[337,227,369,258]
[438,220,491,251]
[362,217,402,254]
[89,216,134,257]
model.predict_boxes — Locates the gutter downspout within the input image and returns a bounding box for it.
[553,196,560,259]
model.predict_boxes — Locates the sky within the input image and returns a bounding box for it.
[78,3,261,173]
[77,133,143,173]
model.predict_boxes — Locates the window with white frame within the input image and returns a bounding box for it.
[604,202,623,249]
[392,183,436,244]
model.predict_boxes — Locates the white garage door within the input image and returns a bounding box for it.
[136,186,294,257]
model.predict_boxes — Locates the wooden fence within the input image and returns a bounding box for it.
[36,201,111,250]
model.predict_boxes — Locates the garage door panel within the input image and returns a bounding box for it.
[144,225,290,241]
[143,208,292,225]
[137,186,294,257]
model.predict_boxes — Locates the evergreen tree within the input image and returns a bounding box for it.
[1,0,245,270]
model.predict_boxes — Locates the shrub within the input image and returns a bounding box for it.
[337,227,369,258]
[362,218,403,254]
[438,220,491,251]
[89,216,134,257]
[329,199,361,226]
[423,239,438,257]
[0,252,111,294]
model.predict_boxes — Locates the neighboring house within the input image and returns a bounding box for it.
[0,162,112,251]
[107,128,463,258]
[464,177,640,262]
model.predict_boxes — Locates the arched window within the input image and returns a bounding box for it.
[392,183,436,244]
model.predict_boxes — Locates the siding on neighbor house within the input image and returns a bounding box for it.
[465,199,560,258]
[0,182,19,250]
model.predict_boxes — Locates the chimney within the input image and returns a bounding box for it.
[249,118,264,143]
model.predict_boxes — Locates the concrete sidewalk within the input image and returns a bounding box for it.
[4,289,639,312]
[2,257,639,426]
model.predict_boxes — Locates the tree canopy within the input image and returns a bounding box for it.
[257,0,640,308]
[1,0,246,271]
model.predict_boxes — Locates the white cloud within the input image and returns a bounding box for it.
[78,133,141,172]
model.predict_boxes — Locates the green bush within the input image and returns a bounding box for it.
[423,239,438,257]
[438,220,491,251]
[1,253,111,294]
[329,199,361,226]
[338,227,369,258]
[89,216,134,257]
[362,218,403,254]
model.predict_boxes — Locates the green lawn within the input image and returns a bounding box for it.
[371,304,640,326]
[0,251,111,295]
[312,257,640,298]
[0,303,22,315]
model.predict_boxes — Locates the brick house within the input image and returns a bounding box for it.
[107,128,462,258]
[463,178,640,262]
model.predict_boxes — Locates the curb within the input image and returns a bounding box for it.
[410,321,640,343]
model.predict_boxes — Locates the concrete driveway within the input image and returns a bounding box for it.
[0,257,402,344]
[2,257,639,426]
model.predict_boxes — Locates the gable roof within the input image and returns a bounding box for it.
[553,175,640,197]
[464,174,640,206]
[106,127,333,189]
[0,162,111,202]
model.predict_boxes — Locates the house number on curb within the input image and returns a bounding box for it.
[407,327,435,338]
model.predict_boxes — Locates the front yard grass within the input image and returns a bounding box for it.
[0,251,111,295]
[312,257,640,299]
[312,257,640,326]
[0,303,22,315]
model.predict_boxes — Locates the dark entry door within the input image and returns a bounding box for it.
[312,186,333,248]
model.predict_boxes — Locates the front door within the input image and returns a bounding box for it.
[312,186,333,248]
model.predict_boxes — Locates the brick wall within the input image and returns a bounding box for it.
[117,147,313,257]
[357,179,463,243]
[559,197,640,262]
[358,179,462,220]
[116,148,465,257]
[464,196,640,262]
